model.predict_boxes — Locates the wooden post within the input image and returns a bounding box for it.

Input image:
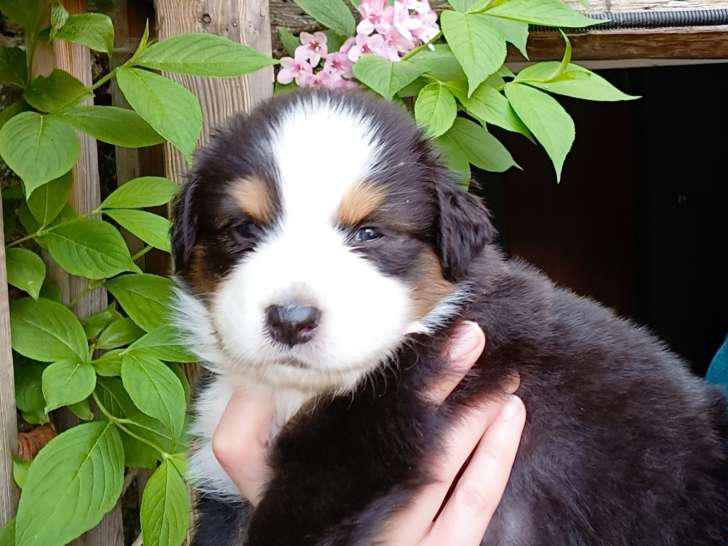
[31,1,123,543]
[153,0,274,183]
[0,191,18,528]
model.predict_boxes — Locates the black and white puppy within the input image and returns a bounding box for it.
[172,89,728,546]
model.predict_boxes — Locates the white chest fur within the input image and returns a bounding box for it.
[186,375,313,499]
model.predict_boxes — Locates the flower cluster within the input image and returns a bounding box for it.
[277,0,439,91]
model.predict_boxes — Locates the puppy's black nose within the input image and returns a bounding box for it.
[265,304,321,347]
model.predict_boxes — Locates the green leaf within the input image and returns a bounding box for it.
[127,325,197,362]
[97,318,144,350]
[448,0,491,12]
[13,456,30,488]
[0,46,27,87]
[409,45,466,82]
[278,28,300,56]
[15,421,124,546]
[55,105,165,148]
[39,279,62,302]
[0,111,80,196]
[485,0,602,27]
[10,298,88,362]
[482,14,529,58]
[414,82,457,138]
[122,353,186,437]
[446,117,518,173]
[140,460,190,546]
[325,30,346,55]
[93,349,123,377]
[136,32,277,76]
[515,62,640,101]
[0,0,44,31]
[84,307,115,339]
[27,171,72,227]
[42,360,96,412]
[460,83,531,137]
[0,517,15,546]
[41,219,138,280]
[24,69,87,113]
[352,55,424,100]
[6,247,45,299]
[49,1,69,39]
[117,67,202,160]
[105,209,171,252]
[0,97,31,130]
[69,398,94,420]
[293,0,355,36]
[505,82,574,180]
[441,10,506,96]
[54,13,115,54]
[13,358,47,414]
[106,273,172,332]
[436,133,471,187]
[95,377,184,453]
[101,176,178,209]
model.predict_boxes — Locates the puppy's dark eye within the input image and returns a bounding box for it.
[354,227,383,242]
[232,220,261,241]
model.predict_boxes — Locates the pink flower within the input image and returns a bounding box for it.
[298,31,328,67]
[356,0,394,36]
[393,0,439,45]
[323,52,353,79]
[276,52,313,85]
[339,37,356,55]
[384,27,414,55]
[347,33,399,63]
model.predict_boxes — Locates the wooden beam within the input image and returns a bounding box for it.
[35,1,123,544]
[0,191,18,529]
[515,26,728,61]
[153,0,274,183]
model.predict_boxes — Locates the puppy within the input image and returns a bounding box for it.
[172,89,728,545]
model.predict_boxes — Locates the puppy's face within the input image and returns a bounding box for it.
[173,91,493,391]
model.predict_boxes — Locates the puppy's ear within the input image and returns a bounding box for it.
[171,177,200,272]
[434,180,496,282]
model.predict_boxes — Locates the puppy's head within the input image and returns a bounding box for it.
[173,90,494,391]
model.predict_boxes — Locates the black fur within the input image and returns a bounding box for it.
[178,90,728,545]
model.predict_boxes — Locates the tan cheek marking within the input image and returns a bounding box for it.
[186,244,218,298]
[411,248,454,319]
[337,182,386,226]
[230,176,272,223]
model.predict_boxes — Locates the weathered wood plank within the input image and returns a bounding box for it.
[154,0,274,184]
[519,25,728,60]
[36,1,123,544]
[0,190,18,528]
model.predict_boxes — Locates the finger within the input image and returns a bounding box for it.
[424,321,485,405]
[424,395,526,546]
[212,387,275,505]
[378,397,504,545]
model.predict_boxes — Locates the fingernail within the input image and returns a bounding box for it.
[500,395,524,420]
[448,321,482,364]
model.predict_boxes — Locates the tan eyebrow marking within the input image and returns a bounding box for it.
[337,182,386,226]
[229,176,272,223]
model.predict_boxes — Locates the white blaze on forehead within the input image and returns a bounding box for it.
[271,96,380,225]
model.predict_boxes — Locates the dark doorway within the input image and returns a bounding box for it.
[475,63,728,375]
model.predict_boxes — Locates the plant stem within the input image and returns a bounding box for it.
[402,33,442,61]
[92,392,170,458]
[5,207,102,248]
[131,245,153,262]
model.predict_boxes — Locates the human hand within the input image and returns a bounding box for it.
[212,321,525,546]
[375,321,525,545]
